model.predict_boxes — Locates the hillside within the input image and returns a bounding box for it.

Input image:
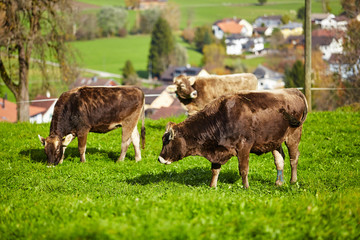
[0,110,359,239]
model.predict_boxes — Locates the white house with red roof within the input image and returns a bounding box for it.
[212,18,253,39]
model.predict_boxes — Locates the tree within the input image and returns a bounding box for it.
[139,8,161,34]
[148,18,174,78]
[169,43,188,67]
[284,60,304,88]
[338,18,360,105]
[124,0,140,9]
[340,0,360,18]
[161,3,181,31]
[122,60,137,79]
[258,0,267,6]
[0,0,76,122]
[97,7,128,37]
[297,6,305,20]
[202,43,226,73]
[194,25,215,52]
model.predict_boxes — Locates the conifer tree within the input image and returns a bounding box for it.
[148,18,174,78]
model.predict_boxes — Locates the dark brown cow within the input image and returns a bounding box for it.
[39,86,145,166]
[158,89,308,188]
[167,73,258,116]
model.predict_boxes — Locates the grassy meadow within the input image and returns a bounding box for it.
[1,109,359,239]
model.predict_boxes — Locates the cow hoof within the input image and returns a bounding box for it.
[275,180,284,186]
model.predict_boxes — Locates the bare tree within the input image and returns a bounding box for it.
[0,0,77,122]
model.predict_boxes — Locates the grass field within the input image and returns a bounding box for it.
[0,109,359,239]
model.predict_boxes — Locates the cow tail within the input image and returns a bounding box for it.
[140,99,146,149]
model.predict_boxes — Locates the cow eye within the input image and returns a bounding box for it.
[180,84,186,89]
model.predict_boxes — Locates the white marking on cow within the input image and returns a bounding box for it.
[158,156,172,165]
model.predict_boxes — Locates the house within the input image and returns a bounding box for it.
[253,26,274,37]
[139,0,167,9]
[141,86,186,119]
[253,64,284,90]
[212,18,253,39]
[253,15,282,28]
[0,96,47,123]
[312,36,343,60]
[280,22,303,39]
[71,76,119,89]
[30,94,57,123]
[312,13,349,31]
[225,35,264,55]
[160,66,208,83]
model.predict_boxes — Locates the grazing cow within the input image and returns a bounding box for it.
[167,73,258,115]
[158,89,308,188]
[38,86,145,166]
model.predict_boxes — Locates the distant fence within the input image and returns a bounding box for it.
[12,88,360,104]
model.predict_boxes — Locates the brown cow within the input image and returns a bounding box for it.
[158,89,308,188]
[38,86,145,166]
[167,73,258,116]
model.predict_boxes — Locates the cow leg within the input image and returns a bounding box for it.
[59,146,67,164]
[237,152,250,189]
[78,134,88,163]
[131,127,142,162]
[117,126,133,162]
[285,127,302,184]
[273,146,285,186]
[210,163,221,188]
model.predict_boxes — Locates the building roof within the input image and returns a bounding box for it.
[149,99,186,120]
[214,18,244,34]
[160,66,204,82]
[30,95,57,111]
[256,15,282,21]
[311,13,333,21]
[253,64,284,80]
[141,86,167,105]
[0,99,46,123]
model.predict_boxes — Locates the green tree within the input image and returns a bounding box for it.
[202,43,226,73]
[122,60,137,79]
[139,8,161,34]
[284,60,304,88]
[148,18,174,78]
[297,6,305,20]
[194,25,215,52]
[341,0,360,18]
[97,7,128,37]
[0,0,76,122]
[258,0,267,6]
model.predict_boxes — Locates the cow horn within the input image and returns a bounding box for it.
[38,135,46,146]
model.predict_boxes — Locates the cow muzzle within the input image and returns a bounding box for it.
[190,90,197,98]
[158,156,172,165]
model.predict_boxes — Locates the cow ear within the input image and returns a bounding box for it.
[166,85,177,93]
[38,135,46,146]
[165,122,176,140]
[189,77,196,86]
[173,75,181,84]
[62,134,73,146]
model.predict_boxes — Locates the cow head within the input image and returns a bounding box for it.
[158,122,186,165]
[38,134,73,166]
[170,75,197,99]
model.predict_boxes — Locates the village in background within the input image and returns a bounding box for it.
[1,0,358,123]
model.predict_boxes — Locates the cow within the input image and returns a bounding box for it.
[158,89,308,188]
[166,73,258,116]
[38,86,145,166]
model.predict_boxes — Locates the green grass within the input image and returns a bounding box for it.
[1,110,359,239]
